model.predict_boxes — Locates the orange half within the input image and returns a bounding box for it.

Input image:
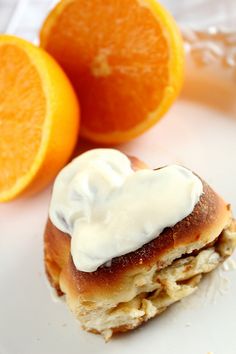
[0,35,79,201]
[40,0,184,144]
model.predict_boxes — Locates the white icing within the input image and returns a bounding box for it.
[49,149,203,272]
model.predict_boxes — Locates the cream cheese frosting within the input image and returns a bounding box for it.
[49,149,203,272]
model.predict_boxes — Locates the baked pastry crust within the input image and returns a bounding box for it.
[44,157,236,340]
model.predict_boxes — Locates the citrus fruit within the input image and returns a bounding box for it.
[0,35,79,202]
[40,0,184,144]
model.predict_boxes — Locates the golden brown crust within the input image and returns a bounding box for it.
[44,220,70,295]
[44,157,231,300]
[128,155,149,170]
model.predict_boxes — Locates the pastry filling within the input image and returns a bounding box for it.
[76,222,236,340]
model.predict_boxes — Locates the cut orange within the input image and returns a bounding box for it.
[40,0,184,144]
[0,35,79,202]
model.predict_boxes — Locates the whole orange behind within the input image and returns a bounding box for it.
[0,35,79,202]
[40,0,184,144]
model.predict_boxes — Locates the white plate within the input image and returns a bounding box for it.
[1,31,236,354]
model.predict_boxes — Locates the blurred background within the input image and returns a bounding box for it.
[0,0,236,42]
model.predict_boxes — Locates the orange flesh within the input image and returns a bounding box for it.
[0,44,46,191]
[41,0,169,134]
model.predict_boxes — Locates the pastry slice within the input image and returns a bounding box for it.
[44,149,236,340]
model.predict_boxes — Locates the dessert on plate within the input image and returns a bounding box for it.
[44,149,236,340]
